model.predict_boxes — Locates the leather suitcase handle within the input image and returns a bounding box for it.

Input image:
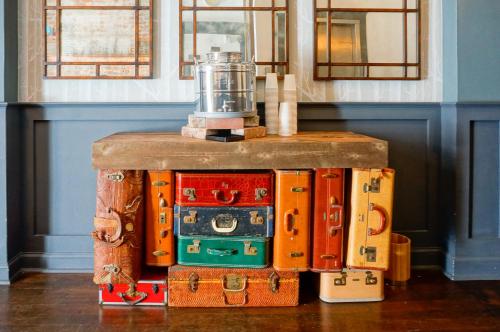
[212,190,240,205]
[117,291,148,306]
[368,203,387,236]
[329,204,344,231]
[91,210,124,247]
[284,209,298,236]
[207,248,238,256]
[211,217,238,233]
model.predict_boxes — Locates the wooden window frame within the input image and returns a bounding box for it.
[313,0,421,81]
[179,0,289,80]
[43,0,154,80]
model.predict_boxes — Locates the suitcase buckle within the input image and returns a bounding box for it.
[189,273,199,293]
[363,178,381,193]
[183,211,197,224]
[183,188,196,201]
[244,241,258,256]
[360,246,377,262]
[366,271,378,285]
[269,272,280,293]
[221,275,248,306]
[255,188,268,201]
[334,272,347,286]
[250,211,264,225]
[187,240,201,254]
[106,171,125,182]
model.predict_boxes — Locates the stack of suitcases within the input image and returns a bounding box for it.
[93,168,395,306]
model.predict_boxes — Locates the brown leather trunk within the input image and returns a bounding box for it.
[93,170,144,285]
[311,168,345,272]
[145,171,175,267]
[168,265,299,307]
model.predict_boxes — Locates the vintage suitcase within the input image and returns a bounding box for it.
[168,266,299,307]
[92,170,144,285]
[319,269,384,303]
[175,171,274,207]
[177,235,270,268]
[346,168,395,271]
[174,205,274,237]
[145,171,175,267]
[99,271,167,306]
[273,170,312,272]
[311,168,345,272]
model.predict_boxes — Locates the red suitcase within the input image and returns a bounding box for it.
[98,271,167,306]
[311,169,345,272]
[175,172,274,207]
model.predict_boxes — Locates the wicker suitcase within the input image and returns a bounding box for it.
[175,171,274,207]
[311,168,345,272]
[168,266,299,307]
[319,269,384,303]
[145,171,175,267]
[92,170,144,285]
[174,205,274,237]
[346,168,395,271]
[177,235,270,268]
[273,170,312,272]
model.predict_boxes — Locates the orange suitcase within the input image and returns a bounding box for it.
[168,265,299,307]
[145,171,175,267]
[273,170,312,272]
[346,168,395,271]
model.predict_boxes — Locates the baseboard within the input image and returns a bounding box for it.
[0,266,10,284]
[443,252,500,280]
[13,252,93,275]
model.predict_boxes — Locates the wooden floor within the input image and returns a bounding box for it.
[0,270,500,332]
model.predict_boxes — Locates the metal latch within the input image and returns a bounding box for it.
[255,188,268,201]
[334,272,347,286]
[159,198,167,208]
[152,181,168,187]
[320,254,336,260]
[106,171,125,183]
[291,187,305,193]
[290,251,304,258]
[269,272,280,293]
[360,246,377,262]
[187,240,200,254]
[160,212,166,224]
[366,271,378,285]
[322,173,339,179]
[183,188,196,201]
[153,250,167,257]
[244,241,258,256]
[152,284,159,294]
[363,178,381,193]
[250,211,264,225]
[184,211,197,224]
[188,273,199,293]
[222,275,246,291]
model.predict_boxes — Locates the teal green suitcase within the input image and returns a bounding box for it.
[177,235,270,268]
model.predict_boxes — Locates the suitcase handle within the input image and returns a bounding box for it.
[212,190,240,205]
[117,291,148,306]
[328,205,344,231]
[368,203,387,236]
[91,210,124,248]
[207,248,238,256]
[284,209,298,236]
[211,217,238,233]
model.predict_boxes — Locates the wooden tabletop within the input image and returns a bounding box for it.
[92,131,388,170]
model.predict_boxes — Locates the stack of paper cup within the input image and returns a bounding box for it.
[265,73,279,134]
[281,74,298,135]
[279,102,295,137]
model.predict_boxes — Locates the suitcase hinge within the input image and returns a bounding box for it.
[106,171,125,183]
[365,271,378,285]
[187,240,201,254]
[153,250,168,257]
[360,246,377,262]
[255,188,268,201]
[189,273,199,293]
[250,211,264,225]
[363,178,381,193]
[244,241,258,256]
[269,272,280,293]
[322,173,339,179]
[289,251,304,258]
[152,181,168,187]
[291,187,305,193]
[183,211,197,224]
[334,272,347,286]
[160,212,167,224]
[183,188,196,201]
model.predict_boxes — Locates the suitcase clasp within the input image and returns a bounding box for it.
[290,251,304,258]
[184,211,198,224]
[250,211,264,225]
[244,241,258,256]
[187,240,201,254]
[363,178,381,193]
[366,271,378,285]
[291,187,305,193]
[221,275,248,306]
[189,273,199,293]
[183,188,196,201]
[255,188,268,201]
[106,171,125,183]
[269,272,280,293]
[360,246,377,262]
[334,272,347,286]
[152,250,168,257]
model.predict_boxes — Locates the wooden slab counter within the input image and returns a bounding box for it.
[92,131,388,170]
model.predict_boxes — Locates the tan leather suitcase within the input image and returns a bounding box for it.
[145,171,175,267]
[346,168,395,271]
[92,170,144,285]
[273,170,312,272]
[168,265,299,307]
[319,269,384,303]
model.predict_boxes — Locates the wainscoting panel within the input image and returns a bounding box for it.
[9,102,441,277]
